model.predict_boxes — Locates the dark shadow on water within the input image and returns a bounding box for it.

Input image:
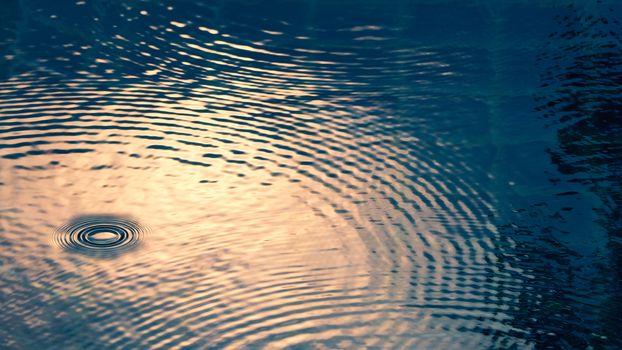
[500,2,622,348]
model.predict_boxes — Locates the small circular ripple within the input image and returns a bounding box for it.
[54,215,146,256]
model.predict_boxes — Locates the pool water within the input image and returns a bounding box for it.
[0,0,621,349]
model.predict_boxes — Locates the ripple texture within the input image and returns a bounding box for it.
[0,1,620,349]
[55,215,146,256]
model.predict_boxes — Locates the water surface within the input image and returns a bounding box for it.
[0,0,621,349]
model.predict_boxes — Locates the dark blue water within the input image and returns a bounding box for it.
[0,0,621,349]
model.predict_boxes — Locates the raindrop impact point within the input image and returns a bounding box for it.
[54,214,148,257]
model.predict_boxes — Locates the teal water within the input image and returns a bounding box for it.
[0,1,621,349]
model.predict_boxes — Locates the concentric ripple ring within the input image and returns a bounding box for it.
[55,215,147,256]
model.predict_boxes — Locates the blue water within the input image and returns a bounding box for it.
[0,0,621,349]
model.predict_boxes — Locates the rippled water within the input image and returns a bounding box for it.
[55,215,147,256]
[1,0,621,349]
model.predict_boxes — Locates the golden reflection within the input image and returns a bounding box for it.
[0,8,511,345]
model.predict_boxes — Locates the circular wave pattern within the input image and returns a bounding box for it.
[4,0,616,349]
[55,215,146,255]
[0,1,516,347]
